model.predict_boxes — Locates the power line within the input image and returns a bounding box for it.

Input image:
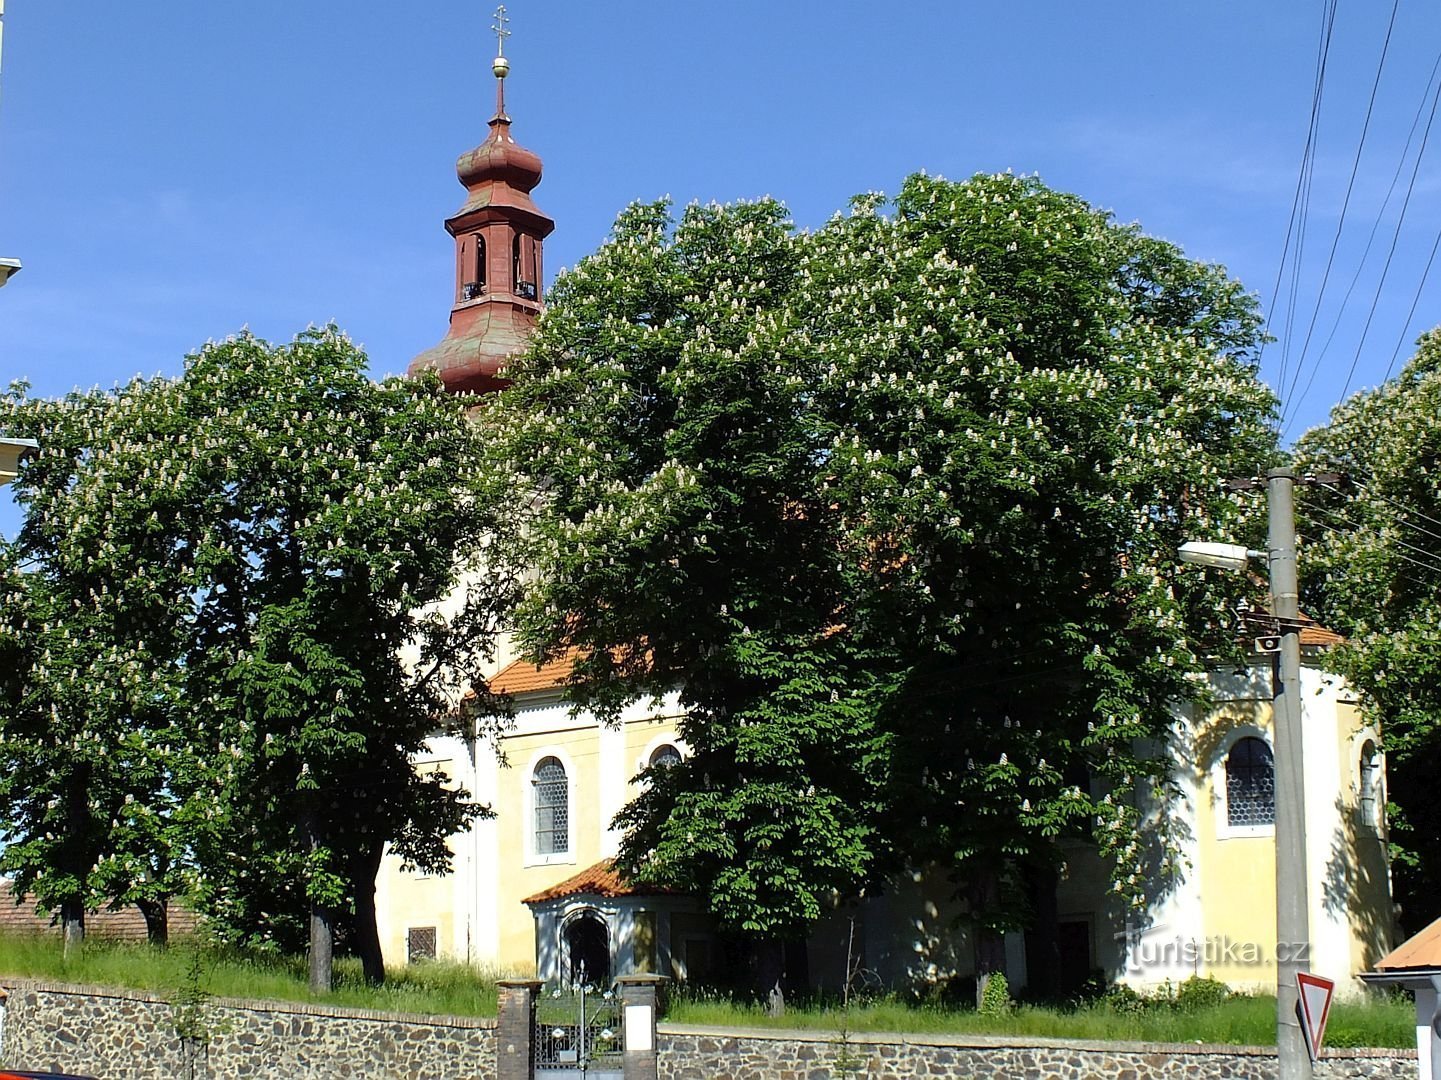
[1307,502,1441,577]
[1282,0,1401,419]
[1321,479,1441,545]
[1298,48,1441,414]
[1321,59,1441,421]
[1267,0,1341,400]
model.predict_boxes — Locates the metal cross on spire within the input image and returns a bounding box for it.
[492,5,511,57]
[490,3,512,118]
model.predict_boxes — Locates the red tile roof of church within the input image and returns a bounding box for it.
[489,650,579,695]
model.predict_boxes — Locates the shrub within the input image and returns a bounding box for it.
[1103,983,1148,1015]
[979,972,1013,1017]
[1175,976,1231,1011]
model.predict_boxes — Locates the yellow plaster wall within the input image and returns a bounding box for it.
[379,759,460,966]
[1194,700,1278,986]
[492,714,683,972]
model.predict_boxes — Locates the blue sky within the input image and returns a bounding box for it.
[3,2,1440,488]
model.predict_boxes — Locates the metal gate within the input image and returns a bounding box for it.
[534,982,624,1079]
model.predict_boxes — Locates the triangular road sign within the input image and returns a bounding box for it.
[1296,972,1336,1063]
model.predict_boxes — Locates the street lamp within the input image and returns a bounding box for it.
[1178,541,1264,573]
[1181,467,1311,1080]
[0,437,37,486]
[0,258,19,288]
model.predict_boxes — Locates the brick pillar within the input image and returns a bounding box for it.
[495,978,541,1080]
[616,974,665,1080]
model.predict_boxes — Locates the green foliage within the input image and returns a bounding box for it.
[978,971,1013,1017]
[1294,329,1441,928]
[1175,975,1231,1011]
[0,376,201,933]
[498,172,1278,943]
[0,327,518,972]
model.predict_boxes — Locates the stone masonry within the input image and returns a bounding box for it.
[0,980,1418,1080]
[0,980,496,1080]
[657,1025,1416,1080]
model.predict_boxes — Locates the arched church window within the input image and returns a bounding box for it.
[1226,736,1275,828]
[533,756,569,855]
[1359,741,1382,831]
[649,744,682,770]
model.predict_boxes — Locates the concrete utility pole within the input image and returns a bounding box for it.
[1268,466,1311,1080]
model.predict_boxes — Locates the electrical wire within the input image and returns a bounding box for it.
[1319,63,1441,423]
[1321,477,1441,540]
[1299,48,1441,415]
[1283,0,1401,418]
[1266,0,1341,398]
[1307,503,1441,577]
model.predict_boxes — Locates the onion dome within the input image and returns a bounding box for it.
[408,7,553,395]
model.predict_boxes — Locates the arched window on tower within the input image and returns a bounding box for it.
[462,235,486,301]
[1225,736,1275,828]
[514,234,537,300]
[533,756,569,856]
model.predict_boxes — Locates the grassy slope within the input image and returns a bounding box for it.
[665,992,1415,1048]
[0,935,1414,1047]
[0,935,501,1018]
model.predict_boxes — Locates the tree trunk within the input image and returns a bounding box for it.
[310,903,335,994]
[351,842,386,986]
[969,870,1007,1009]
[754,937,786,1017]
[1023,862,1060,1001]
[137,897,170,948]
[60,897,85,956]
[302,808,335,993]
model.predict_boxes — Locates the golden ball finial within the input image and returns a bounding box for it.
[493,54,510,79]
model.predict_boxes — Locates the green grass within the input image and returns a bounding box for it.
[666,990,1417,1049]
[0,932,504,1017]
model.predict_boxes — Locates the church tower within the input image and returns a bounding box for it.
[408,6,553,394]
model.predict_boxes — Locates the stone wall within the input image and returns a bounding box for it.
[0,981,1417,1080]
[0,980,496,1080]
[658,1024,1416,1080]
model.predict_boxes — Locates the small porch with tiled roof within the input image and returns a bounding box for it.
[1361,916,1441,1079]
[524,859,709,989]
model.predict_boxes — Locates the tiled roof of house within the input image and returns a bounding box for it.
[1299,613,1344,648]
[489,650,580,696]
[522,860,673,905]
[0,880,198,941]
[1376,915,1441,971]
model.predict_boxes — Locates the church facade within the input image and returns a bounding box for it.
[373,35,1394,999]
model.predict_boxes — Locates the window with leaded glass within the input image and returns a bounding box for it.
[649,744,681,769]
[533,756,569,855]
[1226,736,1275,828]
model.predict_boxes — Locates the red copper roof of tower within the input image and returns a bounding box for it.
[409,58,553,396]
